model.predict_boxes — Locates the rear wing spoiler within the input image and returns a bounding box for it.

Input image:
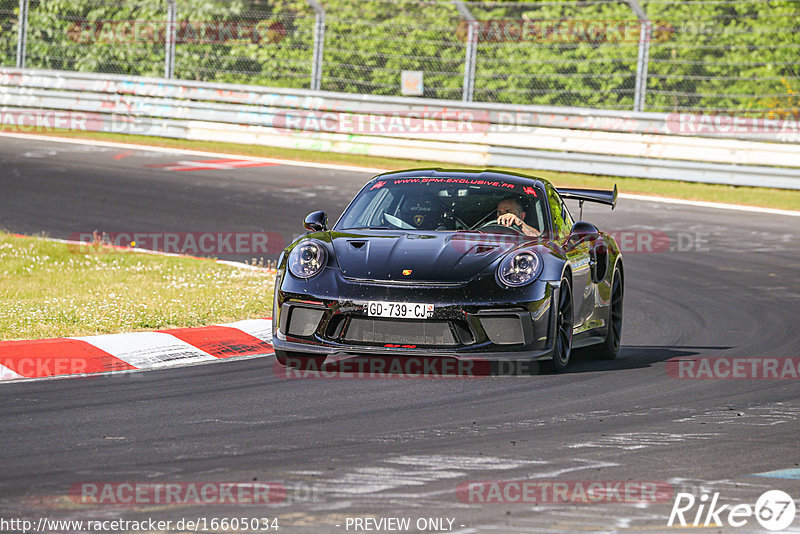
[556,185,617,220]
[556,185,618,210]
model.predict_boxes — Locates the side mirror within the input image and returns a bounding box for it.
[569,221,600,245]
[303,211,328,232]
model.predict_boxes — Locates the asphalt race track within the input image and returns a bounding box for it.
[1,135,800,533]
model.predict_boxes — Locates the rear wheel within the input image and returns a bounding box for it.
[545,276,573,372]
[275,350,327,370]
[591,267,623,360]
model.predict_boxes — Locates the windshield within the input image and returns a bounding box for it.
[335,178,547,234]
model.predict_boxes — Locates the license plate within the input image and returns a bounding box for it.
[366,301,434,319]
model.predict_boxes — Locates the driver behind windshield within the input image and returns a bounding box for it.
[496,197,540,237]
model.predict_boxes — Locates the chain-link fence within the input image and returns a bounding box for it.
[467,0,643,108]
[0,0,20,67]
[323,1,466,99]
[645,0,800,116]
[2,0,799,115]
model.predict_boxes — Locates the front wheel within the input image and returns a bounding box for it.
[544,276,573,372]
[591,267,623,360]
[275,350,327,370]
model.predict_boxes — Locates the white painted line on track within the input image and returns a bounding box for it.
[2,132,798,216]
[620,192,800,217]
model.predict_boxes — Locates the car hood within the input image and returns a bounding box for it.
[330,230,521,282]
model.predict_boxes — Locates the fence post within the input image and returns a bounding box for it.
[454,0,476,102]
[307,0,325,91]
[16,0,28,68]
[165,0,177,79]
[627,0,651,112]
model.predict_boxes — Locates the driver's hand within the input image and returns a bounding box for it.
[498,213,522,227]
[498,213,540,237]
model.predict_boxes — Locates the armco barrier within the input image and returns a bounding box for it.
[1,68,799,189]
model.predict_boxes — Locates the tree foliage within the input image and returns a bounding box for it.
[0,0,797,114]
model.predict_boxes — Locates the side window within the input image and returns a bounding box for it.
[546,186,572,238]
[358,188,394,227]
[561,199,574,229]
[532,200,545,232]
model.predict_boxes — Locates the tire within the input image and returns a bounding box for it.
[591,267,623,360]
[544,276,574,372]
[274,350,327,370]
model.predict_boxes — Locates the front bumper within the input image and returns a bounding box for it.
[272,268,559,361]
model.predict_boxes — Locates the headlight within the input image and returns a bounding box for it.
[288,240,327,279]
[497,250,541,287]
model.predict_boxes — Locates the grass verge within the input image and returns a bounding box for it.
[24,129,800,212]
[0,232,275,341]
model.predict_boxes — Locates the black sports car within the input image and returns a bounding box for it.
[272,169,623,372]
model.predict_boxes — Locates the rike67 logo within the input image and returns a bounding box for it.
[668,490,796,530]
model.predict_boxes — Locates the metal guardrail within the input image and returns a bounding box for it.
[1,69,799,189]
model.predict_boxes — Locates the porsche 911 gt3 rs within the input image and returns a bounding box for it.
[272,168,623,372]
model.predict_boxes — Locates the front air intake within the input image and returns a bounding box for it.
[342,318,457,346]
[285,307,324,337]
[478,316,526,345]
